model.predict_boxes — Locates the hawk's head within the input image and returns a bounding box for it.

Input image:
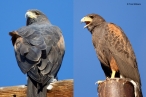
[25,9,50,25]
[81,14,105,31]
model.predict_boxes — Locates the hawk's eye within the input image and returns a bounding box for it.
[89,16,94,18]
[35,12,40,15]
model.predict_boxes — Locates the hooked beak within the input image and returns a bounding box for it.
[81,16,92,28]
[25,11,37,19]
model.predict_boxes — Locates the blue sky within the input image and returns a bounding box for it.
[74,0,146,97]
[0,1,73,86]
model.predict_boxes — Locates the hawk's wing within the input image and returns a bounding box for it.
[10,24,65,84]
[104,23,141,84]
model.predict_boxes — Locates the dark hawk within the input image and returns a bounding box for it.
[9,9,65,97]
[81,13,142,96]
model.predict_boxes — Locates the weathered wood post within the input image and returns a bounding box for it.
[98,78,142,97]
[0,79,73,97]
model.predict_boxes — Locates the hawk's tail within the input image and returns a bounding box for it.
[138,87,143,97]
[27,77,47,97]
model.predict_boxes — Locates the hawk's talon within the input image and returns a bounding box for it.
[95,80,104,85]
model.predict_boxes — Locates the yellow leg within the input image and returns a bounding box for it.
[111,69,116,78]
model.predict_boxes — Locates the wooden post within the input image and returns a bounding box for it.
[0,79,73,97]
[98,78,135,97]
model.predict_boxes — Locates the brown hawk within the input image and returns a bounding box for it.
[81,13,142,96]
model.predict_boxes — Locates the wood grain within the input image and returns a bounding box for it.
[0,79,73,97]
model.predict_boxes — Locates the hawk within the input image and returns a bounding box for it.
[9,9,65,97]
[81,13,142,96]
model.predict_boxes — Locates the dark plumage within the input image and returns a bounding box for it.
[9,9,65,97]
[81,13,142,96]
